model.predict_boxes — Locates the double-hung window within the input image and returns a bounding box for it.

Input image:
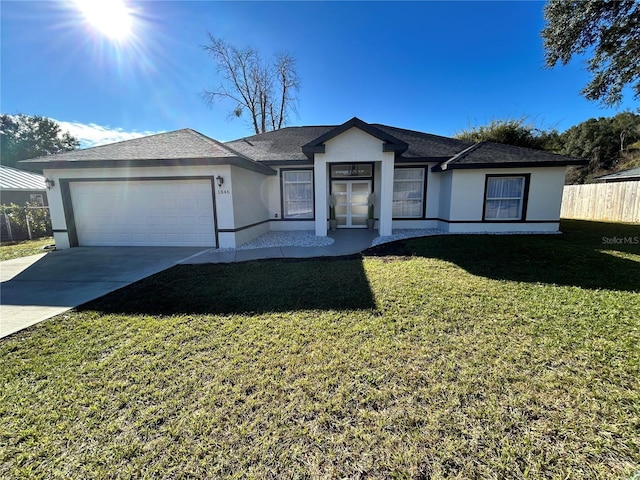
[282,170,314,219]
[393,167,425,218]
[483,175,529,220]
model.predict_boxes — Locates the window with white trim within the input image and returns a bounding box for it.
[484,176,527,220]
[393,167,425,218]
[282,170,313,219]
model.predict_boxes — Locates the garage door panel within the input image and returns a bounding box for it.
[70,180,216,247]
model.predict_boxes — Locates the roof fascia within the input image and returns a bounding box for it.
[432,159,589,172]
[0,188,46,192]
[20,157,277,176]
[259,159,314,166]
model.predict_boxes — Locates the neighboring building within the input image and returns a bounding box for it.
[20,117,586,249]
[595,167,640,183]
[0,165,48,206]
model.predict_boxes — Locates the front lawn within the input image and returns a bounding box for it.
[1,220,639,479]
[0,236,53,262]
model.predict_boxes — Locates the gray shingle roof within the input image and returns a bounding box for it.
[224,123,474,163]
[0,165,46,191]
[372,124,474,159]
[433,141,587,171]
[17,120,586,173]
[19,129,276,175]
[22,129,242,163]
[595,167,640,182]
[225,126,333,162]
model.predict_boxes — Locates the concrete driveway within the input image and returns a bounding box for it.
[0,247,208,338]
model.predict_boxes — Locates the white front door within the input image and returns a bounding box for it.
[332,180,371,228]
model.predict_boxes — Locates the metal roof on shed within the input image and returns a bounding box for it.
[0,165,46,191]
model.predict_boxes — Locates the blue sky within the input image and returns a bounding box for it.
[1,1,637,147]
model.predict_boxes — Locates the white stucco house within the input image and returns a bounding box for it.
[21,117,586,249]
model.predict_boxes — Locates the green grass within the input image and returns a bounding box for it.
[1,220,639,479]
[0,236,53,262]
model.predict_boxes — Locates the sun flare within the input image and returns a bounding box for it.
[74,0,133,40]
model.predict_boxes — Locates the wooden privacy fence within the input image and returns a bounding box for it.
[561,181,640,223]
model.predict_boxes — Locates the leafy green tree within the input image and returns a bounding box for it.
[0,202,52,240]
[453,118,558,151]
[542,0,640,106]
[560,111,640,182]
[0,114,79,168]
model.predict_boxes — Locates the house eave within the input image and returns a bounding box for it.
[596,176,640,183]
[431,159,589,172]
[0,187,47,192]
[395,156,449,164]
[20,156,277,175]
[259,159,314,166]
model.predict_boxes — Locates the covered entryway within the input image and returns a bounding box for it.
[332,180,371,228]
[69,179,216,247]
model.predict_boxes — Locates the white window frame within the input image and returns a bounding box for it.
[483,175,529,221]
[281,169,314,219]
[393,167,425,218]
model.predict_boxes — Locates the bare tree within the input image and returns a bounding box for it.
[202,34,300,134]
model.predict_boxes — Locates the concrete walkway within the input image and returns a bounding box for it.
[0,230,380,338]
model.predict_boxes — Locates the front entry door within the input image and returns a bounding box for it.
[332,180,371,228]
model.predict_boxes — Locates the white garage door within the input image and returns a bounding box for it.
[70,180,216,247]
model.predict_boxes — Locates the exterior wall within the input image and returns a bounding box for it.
[526,167,566,220]
[269,220,315,231]
[263,168,284,220]
[0,190,48,206]
[424,165,440,219]
[232,222,270,247]
[445,222,560,233]
[315,127,395,236]
[43,165,234,249]
[373,163,382,220]
[322,127,390,162]
[392,219,439,230]
[437,170,453,220]
[436,166,566,232]
[228,165,271,246]
[447,170,485,220]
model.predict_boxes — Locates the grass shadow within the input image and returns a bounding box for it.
[79,256,377,316]
[365,220,640,292]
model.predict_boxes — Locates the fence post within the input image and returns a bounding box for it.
[5,214,13,241]
[25,209,33,240]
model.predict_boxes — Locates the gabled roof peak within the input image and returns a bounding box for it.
[301,117,409,158]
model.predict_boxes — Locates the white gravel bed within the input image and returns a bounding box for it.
[236,230,335,250]
[371,229,561,246]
